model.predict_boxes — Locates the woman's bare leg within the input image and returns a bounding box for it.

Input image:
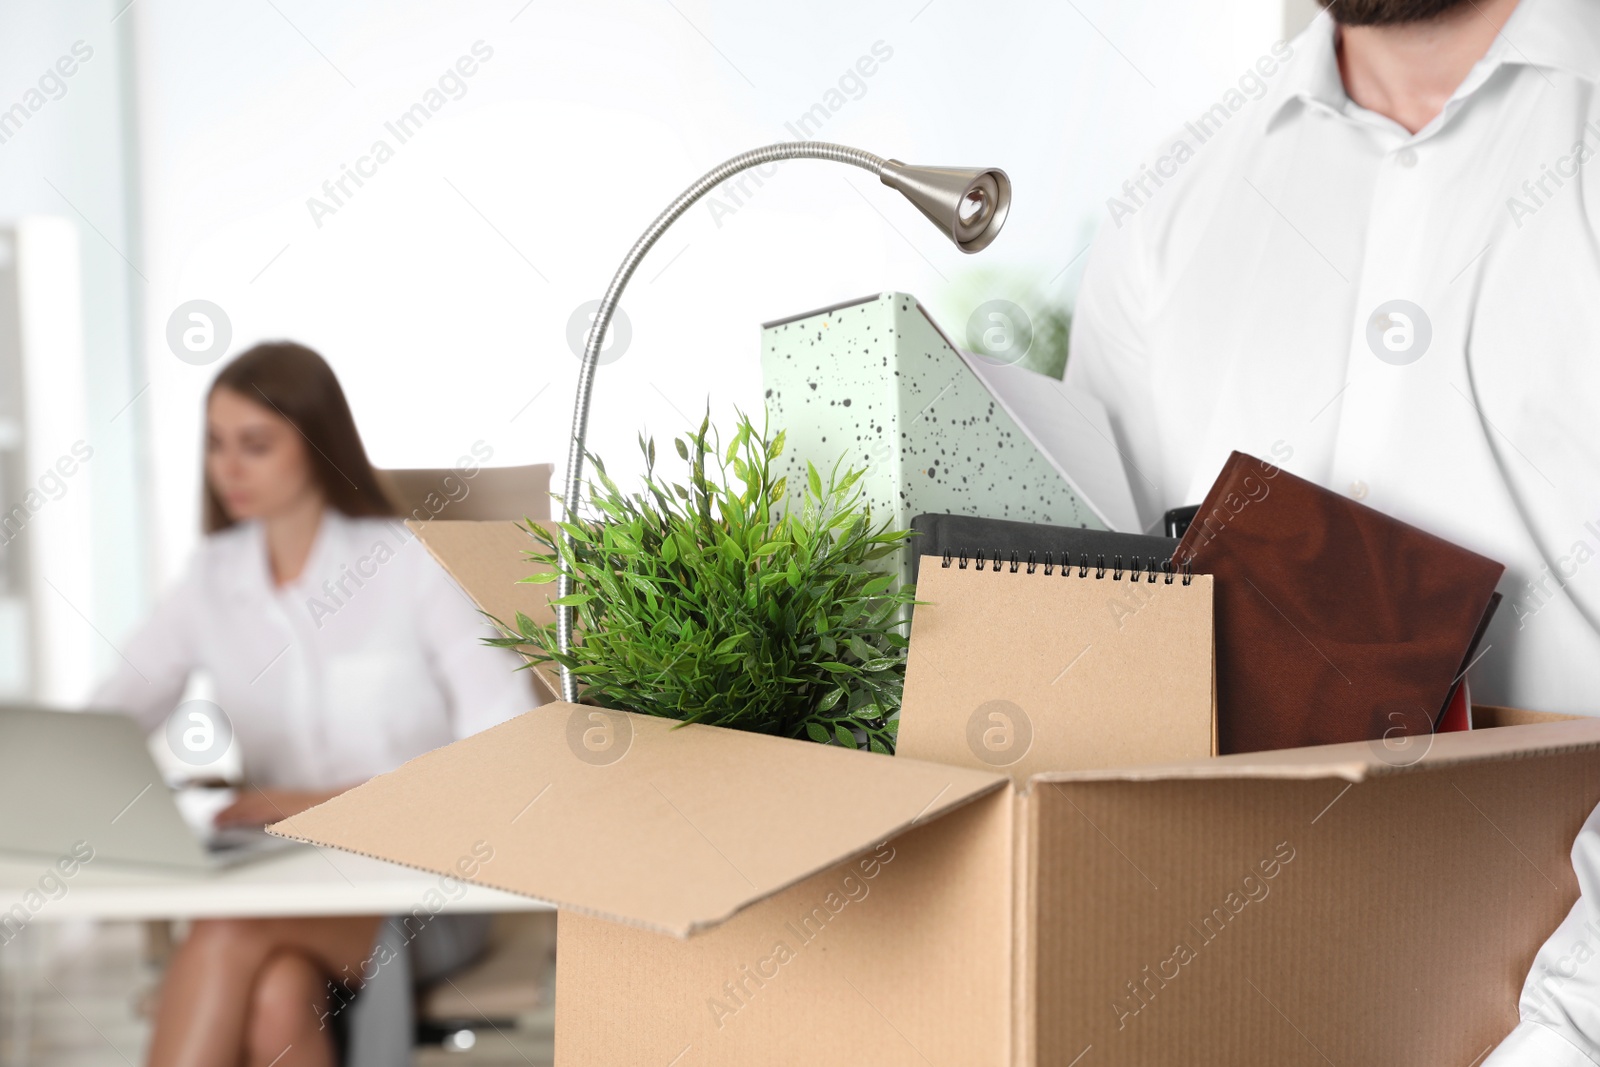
[245,951,337,1067]
[144,915,382,1067]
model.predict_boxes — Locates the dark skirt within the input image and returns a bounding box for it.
[338,913,493,1066]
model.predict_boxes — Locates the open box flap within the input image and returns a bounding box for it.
[408,519,561,702]
[1025,713,1600,789]
[268,702,1005,938]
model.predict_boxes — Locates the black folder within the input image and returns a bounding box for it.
[908,514,1178,584]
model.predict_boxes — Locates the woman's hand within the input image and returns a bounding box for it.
[213,787,343,828]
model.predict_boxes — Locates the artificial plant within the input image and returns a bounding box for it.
[490,410,915,753]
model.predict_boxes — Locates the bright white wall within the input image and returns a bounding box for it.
[0,0,146,694]
[130,0,1284,584]
[1284,0,1325,36]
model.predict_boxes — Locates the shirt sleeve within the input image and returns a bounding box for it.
[86,562,199,735]
[412,540,544,740]
[1064,219,1167,533]
[1484,801,1600,1066]
[1485,1022,1600,1067]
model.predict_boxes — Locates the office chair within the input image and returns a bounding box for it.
[378,462,553,524]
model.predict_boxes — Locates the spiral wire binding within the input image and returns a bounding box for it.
[941,548,1193,585]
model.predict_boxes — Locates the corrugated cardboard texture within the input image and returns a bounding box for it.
[1030,746,1600,1065]
[1030,713,1600,786]
[555,787,1013,1066]
[408,519,561,701]
[269,702,1004,938]
[900,558,1214,782]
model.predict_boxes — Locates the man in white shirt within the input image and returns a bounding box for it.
[1067,0,1600,719]
[1066,0,1600,1060]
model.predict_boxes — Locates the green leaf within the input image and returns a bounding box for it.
[847,635,879,662]
[555,521,593,544]
[487,406,914,754]
[861,574,895,597]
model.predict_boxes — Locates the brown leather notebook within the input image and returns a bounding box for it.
[1173,451,1505,754]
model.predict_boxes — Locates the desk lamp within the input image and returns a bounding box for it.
[556,141,1012,702]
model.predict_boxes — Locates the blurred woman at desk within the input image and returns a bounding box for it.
[92,341,530,1067]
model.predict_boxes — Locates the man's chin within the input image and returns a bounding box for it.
[1318,0,1470,25]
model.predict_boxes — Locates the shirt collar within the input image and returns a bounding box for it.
[291,508,351,595]
[230,508,351,600]
[1493,0,1600,83]
[1268,0,1600,131]
[1268,10,1347,127]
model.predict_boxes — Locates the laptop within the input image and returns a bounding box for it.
[0,705,301,871]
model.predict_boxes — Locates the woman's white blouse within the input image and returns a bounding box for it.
[90,511,536,790]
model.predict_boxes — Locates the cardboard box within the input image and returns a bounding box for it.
[271,521,1600,1065]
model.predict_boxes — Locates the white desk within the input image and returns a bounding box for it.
[0,843,550,921]
[0,846,553,1065]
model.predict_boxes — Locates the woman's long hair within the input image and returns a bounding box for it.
[203,342,396,533]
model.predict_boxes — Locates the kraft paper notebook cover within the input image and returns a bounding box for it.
[1173,451,1505,755]
[898,551,1216,782]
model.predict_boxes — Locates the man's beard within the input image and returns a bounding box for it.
[1317,0,1470,25]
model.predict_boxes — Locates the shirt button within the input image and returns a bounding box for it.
[1396,148,1418,168]
[1349,479,1369,500]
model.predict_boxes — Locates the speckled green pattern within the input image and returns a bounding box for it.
[761,291,1103,585]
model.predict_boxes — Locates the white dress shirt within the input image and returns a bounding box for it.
[1069,3,1600,1059]
[91,510,535,791]
[1067,0,1600,718]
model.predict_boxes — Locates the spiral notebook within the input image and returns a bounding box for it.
[907,513,1178,584]
[898,550,1216,783]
